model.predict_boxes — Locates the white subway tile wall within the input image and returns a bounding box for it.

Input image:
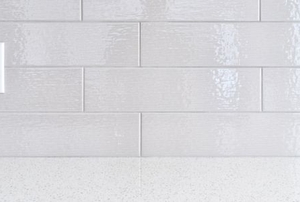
[0,23,138,66]
[142,113,300,156]
[0,0,80,21]
[85,68,261,111]
[0,114,139,156]
[83,0,259,21]
[0,0,299,156]
[142,23,300,66]
[262,0,300,21]
[0,68,82,111]
[264,68,300,111]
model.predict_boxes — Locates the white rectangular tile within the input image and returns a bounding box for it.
[0,23,138,66]
[264,68,300,111]
[0,68,82,111]
[262,0,300,21]
[142,113,300,156]
[84,0,259,21]
[0,0,80,21]
[0,114,139,156]
[85,68,260,112]
[142,23,300,66]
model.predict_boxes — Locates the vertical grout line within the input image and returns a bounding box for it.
[259,0,261,21]
[261,68,263,111]
[80,0,83,21]
[139,113,142,156]
[138,22,141,67]
[82,67,85,112]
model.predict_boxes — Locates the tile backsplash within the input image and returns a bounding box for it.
[0,0,299,156]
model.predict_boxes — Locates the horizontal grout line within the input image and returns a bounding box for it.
[0,156,299,158]
[1,111,300,114]
[0,156,141,158]
[5,66,300,68]
[0,21,299,23]
[6,67,84,69]
[5,66,136,68]
[139,156,300,158]
[0,21,137,23]
[6,67,262,70]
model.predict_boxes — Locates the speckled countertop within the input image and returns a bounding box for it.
[0,158,299,202]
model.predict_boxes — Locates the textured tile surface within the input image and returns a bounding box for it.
[142,23,300,66]
[0,158,300,202]
[0,68,82,111]
[0,23,138,66]
[84,0,259,21]
[85,68,260,111]
[0,158,140,202]
[0,0,80,21]
[264,68,300,111]
[0,114,139,156]
[0,0,298,158]
[262,0,300,21]
[142,113,300,156]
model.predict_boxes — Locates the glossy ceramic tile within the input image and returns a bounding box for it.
[85,68,260,112]
[142,23,300,66]
[1,158,300,202]
[0,68,82,111]
[0,0,80,21]
[262,0,300,21]
[141,158,300,202]
[142,113,300,156]
[0,23,138,66]
[0,114,139,156]
[0,158,140,201]
[84,0,259,21]
[0,0,298,158]
[264,68,300,111]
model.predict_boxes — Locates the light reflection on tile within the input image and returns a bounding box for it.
[286,24,300,65]
[85,68,259,111]
[287,0,300,20]
[262,0,300,21]
[213,24,241,65]
[212,69,241,110]
[264,68,300,111]
[142,23,300,66]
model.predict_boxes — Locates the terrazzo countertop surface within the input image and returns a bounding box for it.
[0,158,299,202]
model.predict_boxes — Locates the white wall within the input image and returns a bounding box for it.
[0,0,299,156]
